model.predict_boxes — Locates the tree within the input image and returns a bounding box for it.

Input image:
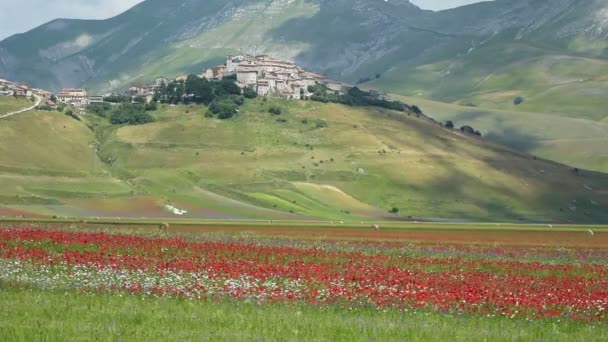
[460,126,476,135]
[185,75,214,104]
[145,102,157,111]
[104,95,130,103]
[390,207,399,214]
[132,96,146,104]
[50,95,57,102]
[219,79,241,95]
[514,96,524,105]
[445,120,454,129]
[411,105,422,115]
[208,97,238,119]
[243,87,257,99]
[110,104,154,125]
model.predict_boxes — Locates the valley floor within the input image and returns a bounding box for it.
[1,288,605,342]
[0,221,606,341]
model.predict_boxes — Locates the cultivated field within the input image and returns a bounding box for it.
[0,221,606,341]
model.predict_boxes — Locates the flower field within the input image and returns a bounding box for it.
[1,225,607,326]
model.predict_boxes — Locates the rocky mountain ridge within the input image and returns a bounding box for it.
[1,0,606,92]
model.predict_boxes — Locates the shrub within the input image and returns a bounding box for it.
[445,120,455,129]
[315,119,328,129]
[389,207,399,214]
[89,102,112,117]
[269,106,282,115]
[132,96,147,104]
[243,87,257,99]
[145,102,157,111]
[110,104,154,125]
[104,95,130,103]
[514,96,524,105]
[65,109,81,121]
[36,105,55,111]
[209,96,238,119]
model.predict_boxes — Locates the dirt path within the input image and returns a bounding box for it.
[0,95,41,119]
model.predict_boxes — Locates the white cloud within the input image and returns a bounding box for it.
[0,0,144,40]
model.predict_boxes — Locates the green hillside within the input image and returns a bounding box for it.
[370,41,608,121]
[1,99,607,223]
[0,96,33,115]
[388,94,608,172]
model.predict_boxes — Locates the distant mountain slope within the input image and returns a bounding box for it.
[369,0,608,119]
[2,0,606,98]
[0,0,432,92]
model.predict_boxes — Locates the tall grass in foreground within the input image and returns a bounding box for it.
[0,288,605,342]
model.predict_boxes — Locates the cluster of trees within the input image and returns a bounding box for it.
[208,95,245,119]
[88,102,113,117]
[104,95,131,103]
[444,121,482,137]
[308,84,416,113]
[154,75,252,119]
[110,104,154,125]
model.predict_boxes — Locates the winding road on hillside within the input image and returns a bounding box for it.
[0,95,41,119]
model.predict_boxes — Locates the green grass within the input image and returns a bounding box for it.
[104,98,608,222]
[0,96,33,115]
[0,288,605,341]
[2,98,608,223]
[371,41,608,121]
[387,94,608,173]
[368,40,608,173]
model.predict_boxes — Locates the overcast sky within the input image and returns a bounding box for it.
[0,0,484,41]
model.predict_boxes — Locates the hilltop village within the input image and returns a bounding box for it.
[203,55,351,98]
[1,55,372,109]
[127,55,356,102]
[0,55,438,128]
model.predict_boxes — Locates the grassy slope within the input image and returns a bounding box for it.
[2,99,608,222]
[0,97,33,115]
[388,94,608,172]
[369,40,608,172]
[0,109,133,215]
[1,288,604,342]
[98,99,608,223]
[370,41,608,120]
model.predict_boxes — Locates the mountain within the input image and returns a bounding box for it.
[1,96,607,223]
[0,0,424,92]
[2,0,606,92]
[371,0,608,117]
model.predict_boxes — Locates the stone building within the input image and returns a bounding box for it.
[202,54,351,100]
